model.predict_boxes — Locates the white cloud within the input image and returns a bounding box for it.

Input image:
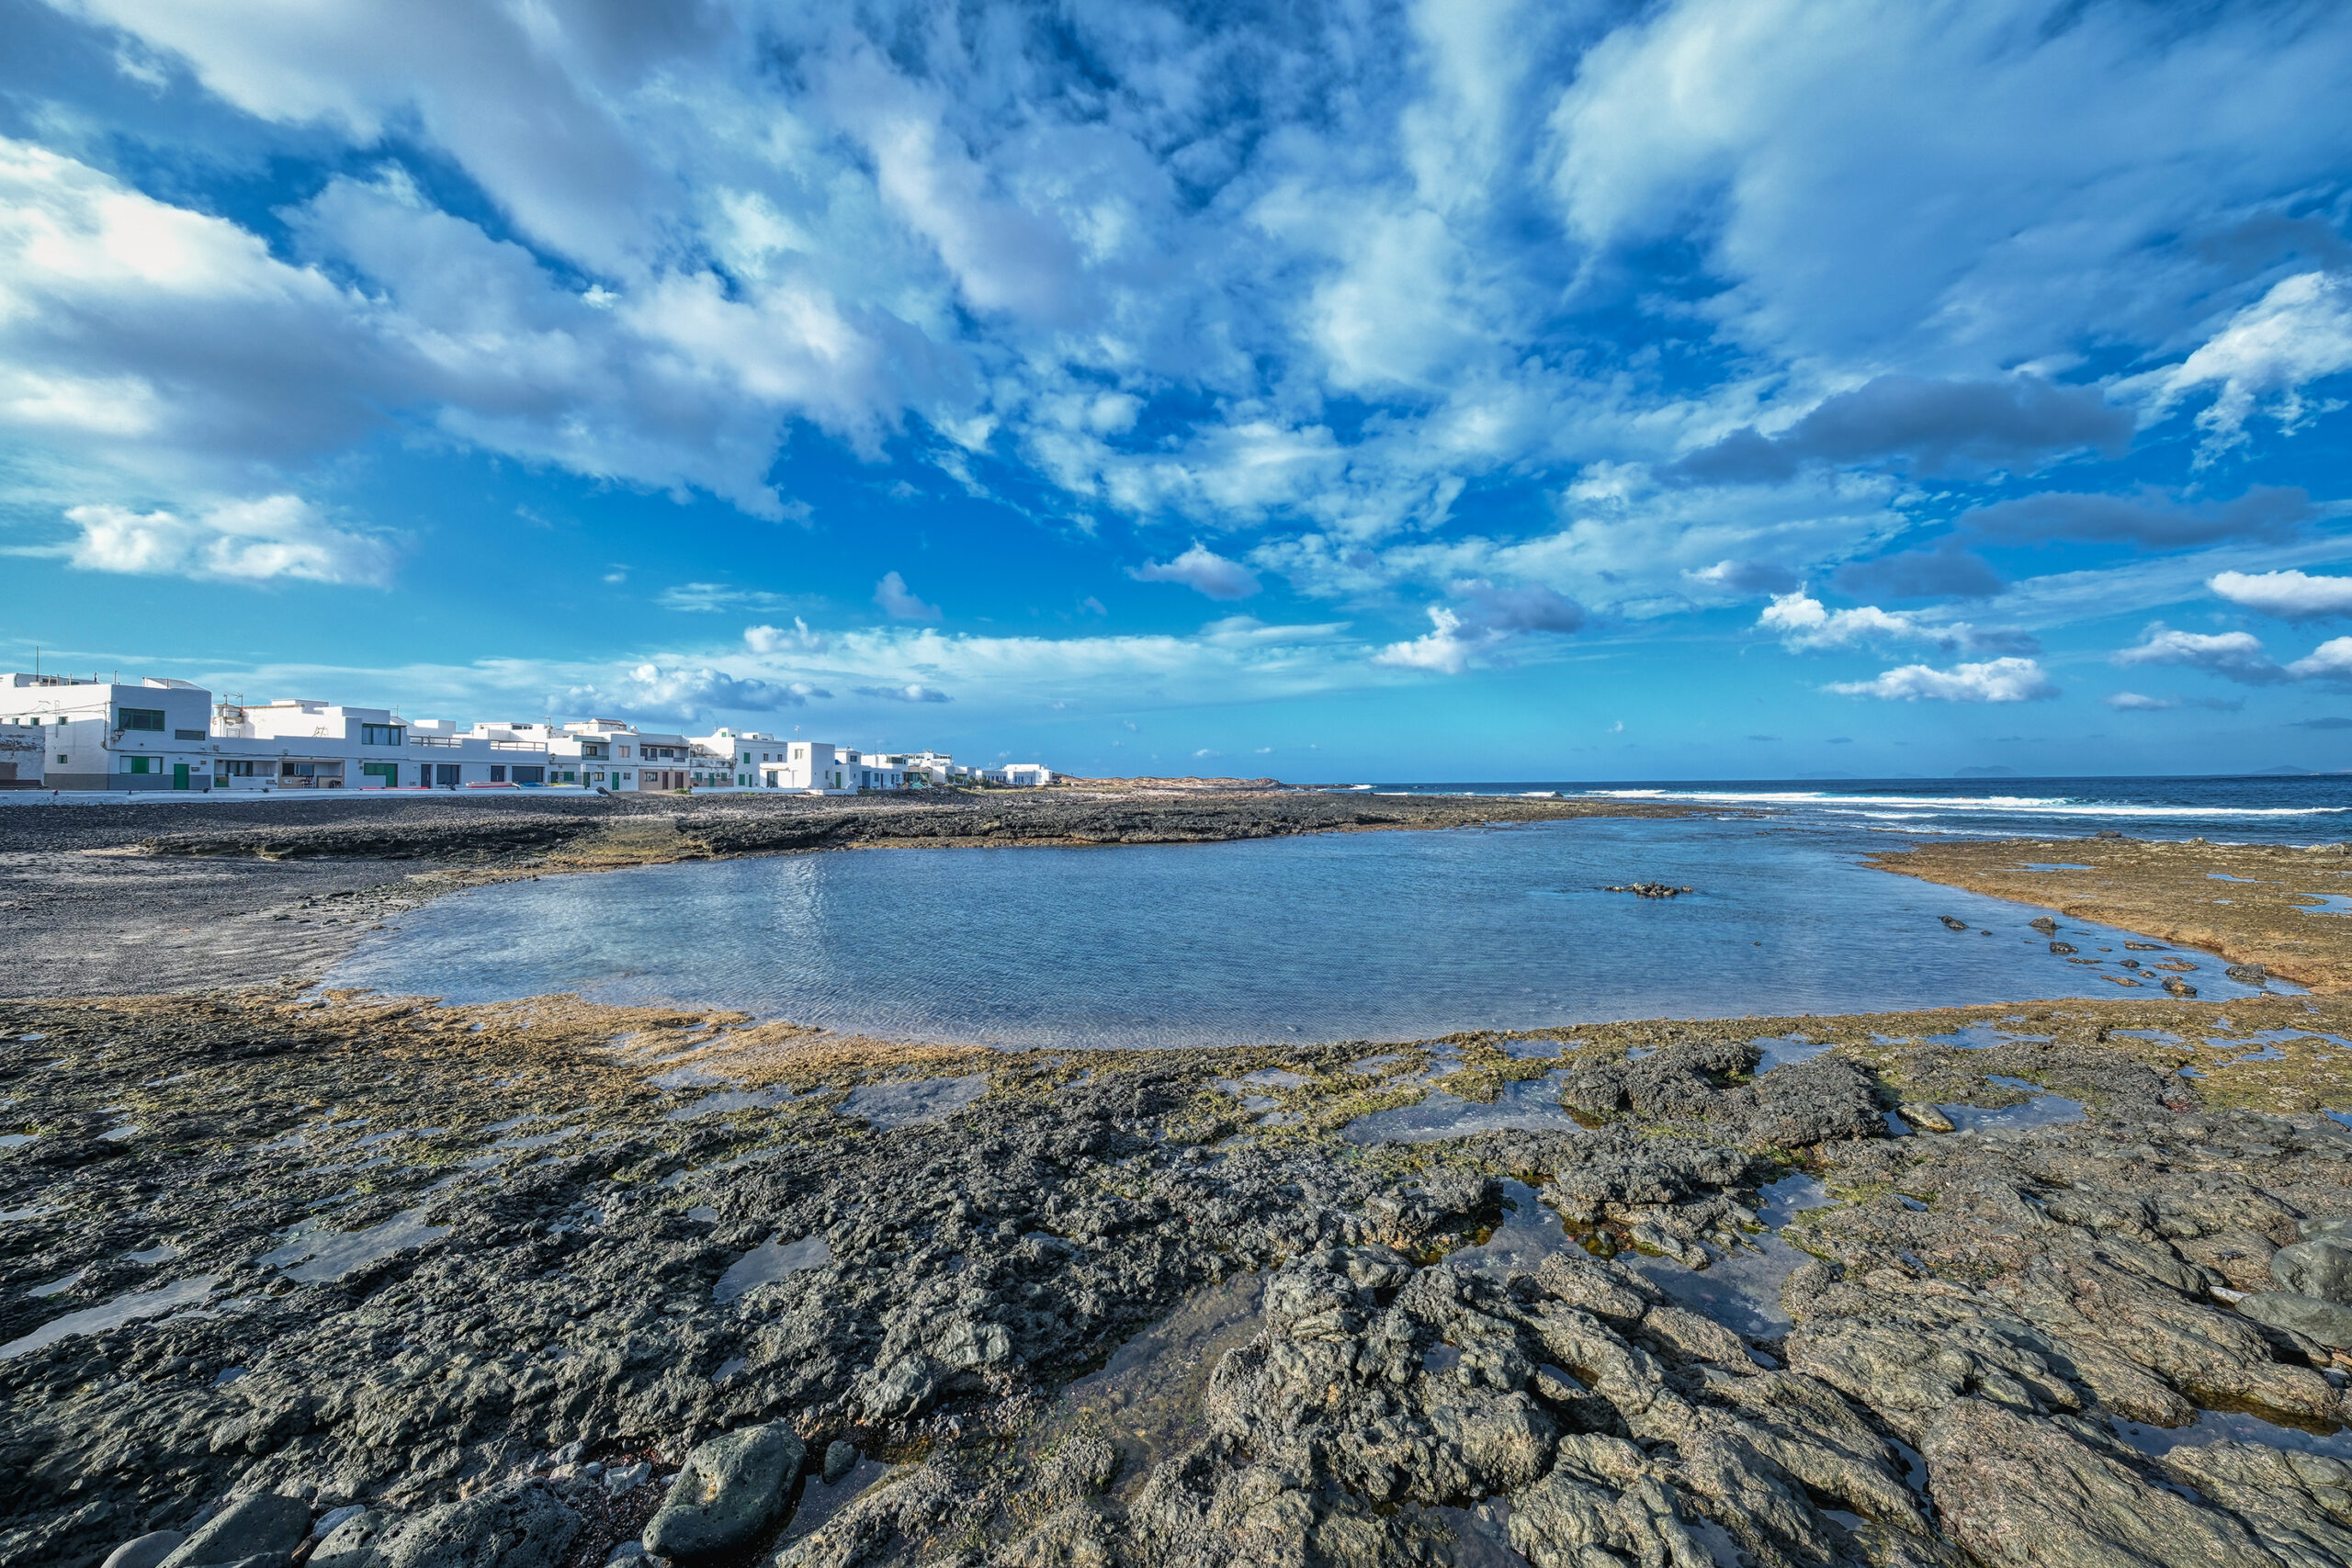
[1372,606,1506,675]
[2113,626,2290,686]
[1827,657,2056,704]
[60,495,396,585]
[2210,569,2352,622]
[567,663,829,722]
[743,618,828,655]
[2288,637,2352,686]
[1755,590,2030,656]
[854,682,950,704]
[2104,692,2174,711]
[1130,543,1261,602]
[2135,272,2352,454]
[873,570,941,621]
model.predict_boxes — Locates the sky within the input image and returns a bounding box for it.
[3,0,2351,782]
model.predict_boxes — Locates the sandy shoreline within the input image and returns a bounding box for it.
[8,806,2352,1568]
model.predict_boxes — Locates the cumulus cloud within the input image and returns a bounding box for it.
[2289,637,2352,686]
[1373,607,1505,676]
[1130,543,1261,602]
[1452,581,1586,634]
[743,618,829,655]
[1960,486,2313,548]
[873,571,941,621]
[2211,570,2352,621]
[568,663,830,722]
[2135,272,2352,453]
[1757,591,2033,656]
[2113,626,2290,686]
[1827,658,2057,704]
[854,683,951,703]
[60,495,396,585]
[1674,376,2128,484]
[1685,559,1803,596]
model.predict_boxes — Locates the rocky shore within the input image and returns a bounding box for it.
[7,808,2352,1568]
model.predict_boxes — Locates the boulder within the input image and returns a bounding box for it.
[821,1442,857,1486]
[374,1481,579,1568]
[158,1495,310,1568]
[2271,1239,2352,1304]
[642,1421,806,1562]
[2239,1291,2352,1349]
[310,1510,395,1568]
[99,1533,186,1568]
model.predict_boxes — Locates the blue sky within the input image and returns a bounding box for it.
[4,0,2352,781]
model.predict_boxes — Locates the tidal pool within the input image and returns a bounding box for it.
[325,817,2273,1050]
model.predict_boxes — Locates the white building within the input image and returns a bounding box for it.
[5,673,217,791]
[984,763,1054,787]
[0,723,45,787]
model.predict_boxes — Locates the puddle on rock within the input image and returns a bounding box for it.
[1628,1175,1839,1341]
[125,1242,181,1266]
[666,1086,804,1122]
[1341,1071,1581,1145]
[1452,1180,1574,1279]
[1938,1081,2086,1134]
[781,1456,894,1545]
[259,1210,450,1284]
[0,1275,219,1361]
[1924,1026,2054,1051]
[839,1074,990,1130]
[714,1234,832,1303]
[2109,1405,2352,1462]
[28,1268,85,1297]
[1751,1034,1827,1071]
[1029,1270,1267,1502]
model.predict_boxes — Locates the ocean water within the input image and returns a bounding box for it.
[324,812,2279,1050]
[1342,773,2352,844]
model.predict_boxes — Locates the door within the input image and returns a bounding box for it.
[172,762,189,790]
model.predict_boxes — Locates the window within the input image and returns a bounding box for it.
[119,707,164,731]
[513,766,545,784]
[360,762,397,785]
[220,760,260,777]
[361,724,404,746]
[489,765,506,782]
[618,746,630,758]
[175,728,205,740]
[582,743,607,760]
[124,755,153,773]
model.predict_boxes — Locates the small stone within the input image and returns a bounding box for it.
[2050,941,2078,954]
[158,1495,311,1567]
[821,1441,856,1486]
[603,1462,652,1495]
[2272,1240,2352,1305]
[2239,1292,2352,1350]
[2030,917,2058,933]
[1899,1103,1956,1134]
[1939,916,1968,931]
[2226,963,2268,982]
[100,1532,187,1568]
[642,1421,805,1562]
[2164,977,2198,998]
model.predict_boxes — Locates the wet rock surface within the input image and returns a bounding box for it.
[8,979,2352,1562]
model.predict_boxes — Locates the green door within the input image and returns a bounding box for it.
[172,762,189,790]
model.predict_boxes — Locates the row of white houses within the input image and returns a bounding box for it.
[0,672,1054,795]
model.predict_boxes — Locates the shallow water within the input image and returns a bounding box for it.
[714,1234,831,1302]
[260,1210,449,1284]
[1629,1174,1840,1340]
[840,1074,991,1129]
[324,817,2276,1050]
[1032,1269,1266,1500]
[1342,1073,1582,1145]
[2110,1405,2352,1462]
[1938,1081,2086,1134]
[0,1275,219,1360]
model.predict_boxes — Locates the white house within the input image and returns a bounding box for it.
[5,673,217,791]
[984,763,1054,787]
[0,723,45,787]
